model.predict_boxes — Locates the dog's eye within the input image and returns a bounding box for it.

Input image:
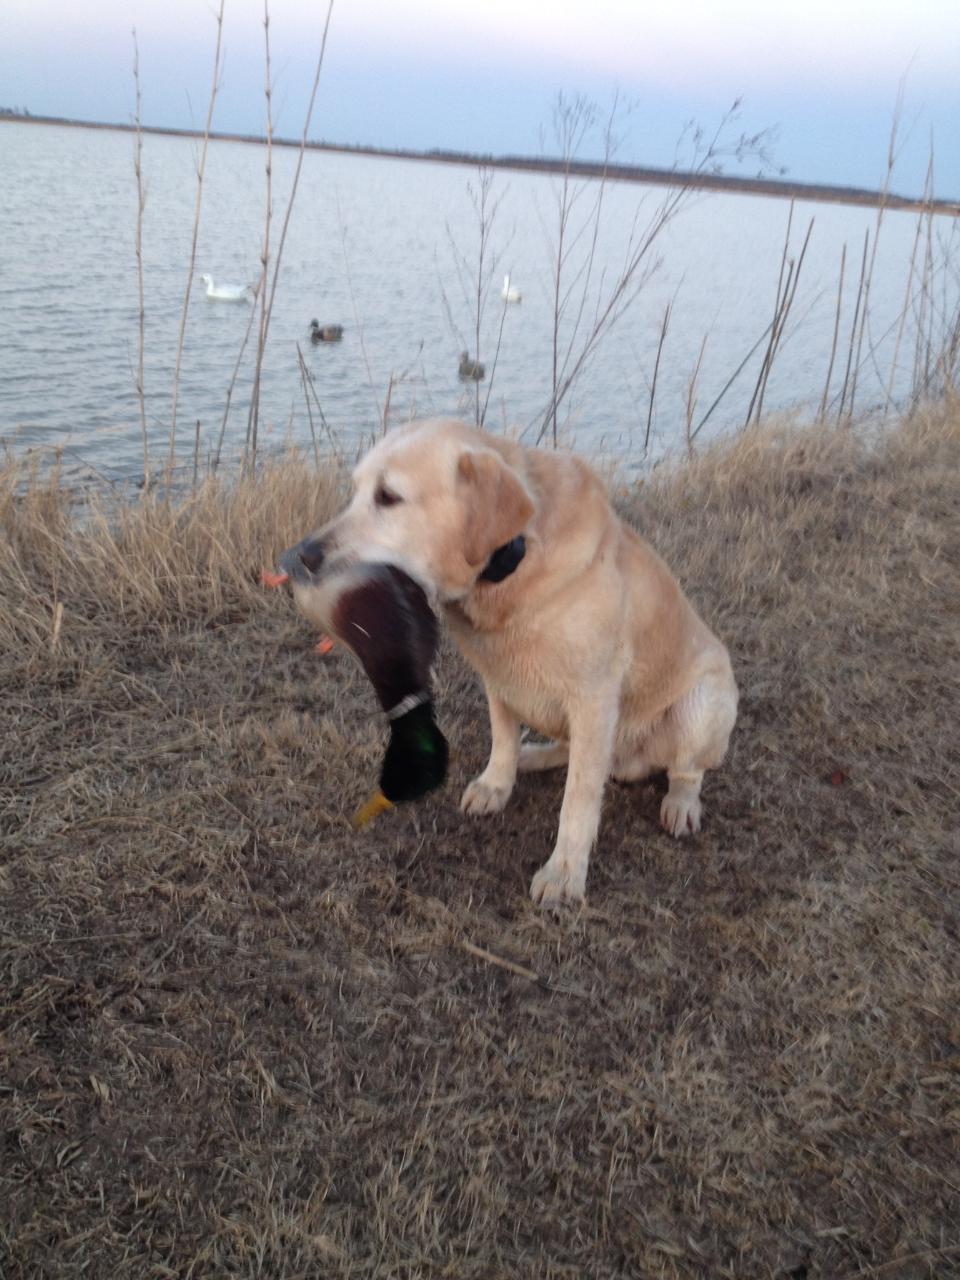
[375,485,402,508]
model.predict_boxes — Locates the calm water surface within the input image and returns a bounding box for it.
[0,121,950,484]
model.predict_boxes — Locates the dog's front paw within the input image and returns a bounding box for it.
[460,775,512,815]
[530,856,586,908]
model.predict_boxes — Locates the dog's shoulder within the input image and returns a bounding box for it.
[520,446,612,553]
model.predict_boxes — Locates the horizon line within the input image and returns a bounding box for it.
[2,109,957,216]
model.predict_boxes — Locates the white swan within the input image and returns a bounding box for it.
[501,274,522,303]
[200,273,251,303]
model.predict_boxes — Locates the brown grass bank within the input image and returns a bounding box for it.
[1,408,959,1278]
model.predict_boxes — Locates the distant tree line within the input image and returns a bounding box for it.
[2,109,955,215]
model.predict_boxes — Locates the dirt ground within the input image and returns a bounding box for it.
[2,410,959,1278]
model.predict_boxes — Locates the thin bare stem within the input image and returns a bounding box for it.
[444,168,510,426]
[754,217,814,424]
[381,372,397,435]
[837,229,871,422]
[481,294,510,428]
[849,142,896,423]
[914,157,937,402]
[213,280,261,470]
[131,30,149,487]
[818,243,847,421]
[470,171,492,425]
[685,334,708,454]
[191,419,202,494]
[252,0,335,439]
[374,340,426,436]
[296,342,339,458]
[746,202,794,425]
[644,301,671,453]
[535,97,769,447]
[473,174,485,425]
[437,261,467,354]
[773,200,796,320]
[690,318,774,443]
[168,0,225,478]
[554,95,619,429]
[245,0,275,470]
[296,342,322,468]
[883,211,924,415]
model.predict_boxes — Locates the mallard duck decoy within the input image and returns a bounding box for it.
[458,351,485,380]
[199,273,252,302]
[310,319,344,342]
[266,555,448,828]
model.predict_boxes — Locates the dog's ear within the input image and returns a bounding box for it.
[457,449,534,569]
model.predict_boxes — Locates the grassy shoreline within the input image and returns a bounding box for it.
[2,408,959,1277]
[4,112,959,216]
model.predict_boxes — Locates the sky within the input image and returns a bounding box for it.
[3,0,959,195]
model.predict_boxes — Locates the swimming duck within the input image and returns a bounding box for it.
[458,351,486,380]
[310,320,344,342]
[199,273,251,302]
[501,274,522,303]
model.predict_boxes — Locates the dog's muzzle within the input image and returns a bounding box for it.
[279,534,330,584]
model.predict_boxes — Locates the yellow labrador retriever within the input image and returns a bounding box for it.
[288,417,737,906]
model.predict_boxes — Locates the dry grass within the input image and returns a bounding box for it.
[2,408,959,1279]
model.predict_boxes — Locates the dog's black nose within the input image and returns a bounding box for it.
[298,537,326,574]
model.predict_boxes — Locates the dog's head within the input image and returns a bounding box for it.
[282,419,534,621]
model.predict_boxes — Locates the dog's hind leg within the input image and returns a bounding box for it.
[655,668,737,837]
[518,740,569,773]
[611,745,655,782]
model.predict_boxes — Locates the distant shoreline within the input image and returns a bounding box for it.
[3,110,958,216]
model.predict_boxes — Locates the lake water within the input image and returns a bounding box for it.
[1,120,955,485]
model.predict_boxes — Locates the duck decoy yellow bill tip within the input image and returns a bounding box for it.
[352,790,394,830]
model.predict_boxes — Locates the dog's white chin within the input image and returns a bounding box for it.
[435,581,470,605]
[288,577,340,632]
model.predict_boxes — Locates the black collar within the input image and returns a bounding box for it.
[478,534,526,583]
